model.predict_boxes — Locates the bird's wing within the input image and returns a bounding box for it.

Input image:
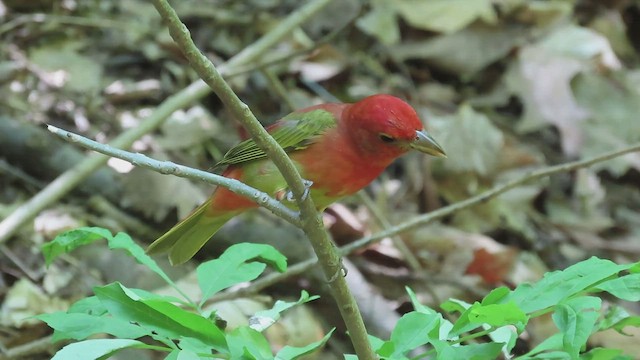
[214,109,337,167]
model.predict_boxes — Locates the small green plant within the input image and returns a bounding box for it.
[39,227,640,359]
[38,227,331,359]
[347,259,640,360]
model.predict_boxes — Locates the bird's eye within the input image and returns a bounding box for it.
[379,134,395,143]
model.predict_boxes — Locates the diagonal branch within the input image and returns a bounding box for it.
[46,125,302,228]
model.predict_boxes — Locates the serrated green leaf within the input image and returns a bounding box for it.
[552,296,601,359]
[51,339,149,360]
[197,243,287,304]
[42,227,112,266]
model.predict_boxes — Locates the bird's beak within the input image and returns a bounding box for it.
[410,130,446,158]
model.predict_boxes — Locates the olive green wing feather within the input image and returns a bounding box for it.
[215,109,337,167]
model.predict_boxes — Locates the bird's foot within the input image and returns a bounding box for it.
[284,179,314,202]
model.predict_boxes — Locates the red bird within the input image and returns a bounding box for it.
[147,94,446,264]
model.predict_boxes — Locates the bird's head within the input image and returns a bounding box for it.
[344,94,446,162]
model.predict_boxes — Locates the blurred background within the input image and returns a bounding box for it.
[1,0,639,358]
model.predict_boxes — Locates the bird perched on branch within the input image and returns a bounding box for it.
[147,94,446,265]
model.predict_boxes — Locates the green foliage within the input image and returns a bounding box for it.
[39,228,640,359]
[352,257,640,359]
[38,227,328,360]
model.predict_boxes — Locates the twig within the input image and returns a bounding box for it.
[47,125,301,228]
[150,1,376,358]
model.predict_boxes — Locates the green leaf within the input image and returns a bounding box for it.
[108,232,183,296]
[519,333,564,359]
[430,104,504,176]
[142,299,226,350]
[405,287,437,315]
[390,25,526,77]
[379,311,440,357]
[94,282,227,352]
[440,298,471,315]
[368,334,386,354]
[581,348,626,360]
[36,312,150,342]
[171,349,202,360]
[503,257,631,313]
[432,340,504,360]
[594,274,640,301]
[609,316,640,335]
[275,328,335,360]
[227,327,272,360]
[178,337,216,356]
[488,326,518,356]
[30,41,103,93]
[468,302,528,329]
[197,243,287,304]
[395,0,496,34]
[572,71,640,175]
[598,305,633,331]
[250,290,319,332]
[42,227,113,266]
[51,339,150,360]
[552,296,601,359]
[356,1,400,45]
[481,286,510,305]
[67,296,107,315]
[448,301,481,336]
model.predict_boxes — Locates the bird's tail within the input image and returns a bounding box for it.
[146,199,236,265]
